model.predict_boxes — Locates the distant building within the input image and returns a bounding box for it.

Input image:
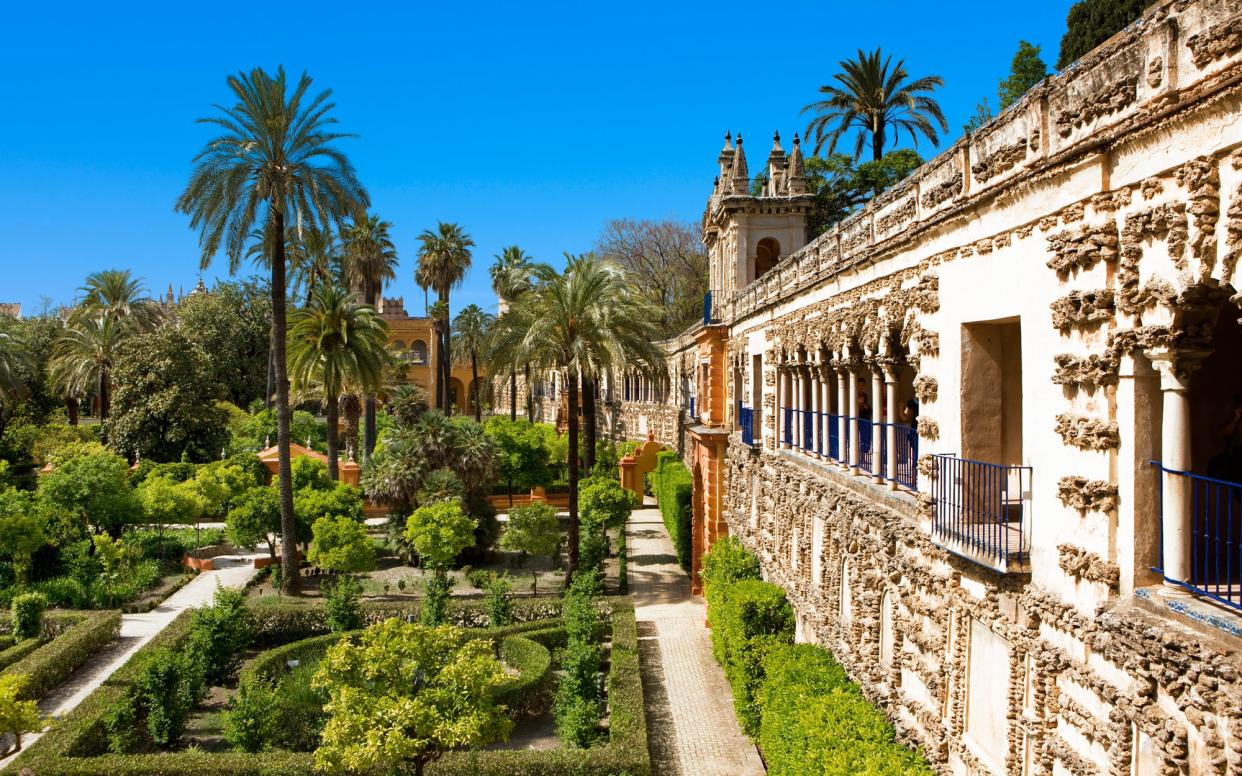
[378,297,487,416]
[0,303,21,318]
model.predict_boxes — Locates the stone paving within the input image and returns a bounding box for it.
[0,552,262,770]
[628,501,765,776]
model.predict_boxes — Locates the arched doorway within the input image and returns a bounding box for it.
[755,237,781,282]
[448,377,466,415]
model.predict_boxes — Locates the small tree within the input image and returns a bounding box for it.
[500,502,560,597]
[37,449,138,537]
[0,674,43,755]
[312,619,512,776]
[998,41,1049,110]
[483,417,553,503]
[405,500,477,570]
[308,515,377,574]
[10,592,47,639]
[580,477,637,591]
[187,586,254,685]
[227,487,289,564]
[0,513,45,587]
[137,476,204,555]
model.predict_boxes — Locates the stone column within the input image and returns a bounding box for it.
[820,365,832,460]
[1149,350,1200,591]
[779,367,790,449]
[836,366,850,469]
[848,366,860,475]
[810,365,823,458]
[884,367,899,490]
[871,365,884,484]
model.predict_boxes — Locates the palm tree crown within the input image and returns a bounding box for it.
[287,285,388,479]
[49,314,128,424]
[802,48,947,161]
[343,212,398,304]
[451,304,494,422]
[175,65,367,594]
[75,269,162,332]
[416,222,474,412]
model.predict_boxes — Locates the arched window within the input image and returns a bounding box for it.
[410,340,428,364]
[755,237,781,281]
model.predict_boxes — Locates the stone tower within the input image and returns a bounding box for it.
[702,131,815,303]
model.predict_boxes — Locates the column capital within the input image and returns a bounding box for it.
[1147,346,1208,391]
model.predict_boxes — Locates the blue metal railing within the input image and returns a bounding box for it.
[1152,463,1242,611]
[689,397,696,419]
[828,413,842,460]
[876,422,919,490]
[932,454,1032,566]
[857,417,880,475]
[703,290,720,325]
[782,407,793,447]
[739,405,754,447]
[802,411,815,453]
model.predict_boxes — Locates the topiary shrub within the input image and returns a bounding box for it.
[758,643,934,775]
[187,587,254,685]
[10,593,46,640]
[222,679,280,753]
[484,574,514,627]
[323,576,363,633]
[133,646,204,748]
[648,452,692,572]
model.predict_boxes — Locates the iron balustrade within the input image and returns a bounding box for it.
[828,413,843,461]
[877,422,919,491]
[1152,463,1242,612]
[703,290,721,325]
[932,454,1032,566]
[739,405,755,447]
[783,407,793,447]
[689,397,696,419]
[802,411,815,454]
[856,417,882,476]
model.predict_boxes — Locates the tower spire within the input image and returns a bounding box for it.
[732,133,749,194]
[787,133,807,194]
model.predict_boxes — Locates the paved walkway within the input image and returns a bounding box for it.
[628,502,765,776]
[0,552,262,769]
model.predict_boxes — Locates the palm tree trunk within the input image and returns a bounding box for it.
[472,352,481,423]
[581,374,596,473]
[442,293,452,414]
[326,392,340,481]
[566,366,580,574]
[363,288,378,460]
[66,396,78,425]
[270,207,300,595]
[510,372,517,421]
[265,345,275,409]
[525,364,533,422]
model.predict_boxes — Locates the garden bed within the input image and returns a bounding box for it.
[0,609,122,700]
[11,597,649,776]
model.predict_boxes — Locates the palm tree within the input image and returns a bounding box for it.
[49,315,127,429]
[288,285,388,480]
[74,269,162,332]
[802,48,947,161]
[288,226,344,304]
[497,254,666,574]
[175,66,368,594]
[489,246,543,421]
[452,304,494,423]
[0,331,29,438]
[415,222,474,412]
[343,211,398,459]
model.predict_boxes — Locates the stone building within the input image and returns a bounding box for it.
[601,1,1242,772]
[377,297,487,416]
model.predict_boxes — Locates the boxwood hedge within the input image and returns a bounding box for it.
[1,609,121,700]
[13,598,648,776]
[648,451,692,572]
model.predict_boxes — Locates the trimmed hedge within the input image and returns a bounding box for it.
[700,540,932,773]
[648,451,692,572]
[2,609,121,700]
[0,637,43,671]
[758,644,934,775]
[14,599,649,776]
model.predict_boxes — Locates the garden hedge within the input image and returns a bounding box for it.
[700,540,932,773]
[0,637,43,671]
[1,609,121,700]
[14,598,649,776]
[648,451,692,572]
[757,644,934,775]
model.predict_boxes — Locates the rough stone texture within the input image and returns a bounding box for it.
[1046,221,1120,276]
[1058,543,1121,589]
[1052,353,1120,386]
[1055,413,1121,450]
[921,172,963,210]
[1050,290,1116,330]
[971,138,1028,183]
[1056,475,1119,513]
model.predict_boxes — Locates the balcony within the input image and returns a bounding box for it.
[1153,463,1241,612]
[738,404,754,447]
[780,409,918,491]
[931,454,1032,573]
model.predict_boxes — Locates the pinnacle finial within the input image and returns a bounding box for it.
[793,133,801,146]
[773,130,780,144]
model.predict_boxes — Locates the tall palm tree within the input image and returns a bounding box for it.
[49,315,127,429]
[343,211,398,459]
[288,226,344,304]
[489,246,543,421]
[74,269,162,332]
[451,304,494,423]
[175,66,368,594]
[802,48,947,161]
[415,222,474,412]
[288,285,388,480]
[496,254,665,574]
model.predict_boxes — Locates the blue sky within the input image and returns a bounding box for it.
[0,0,1073,317]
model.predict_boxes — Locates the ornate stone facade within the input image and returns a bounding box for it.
[600,2,1242,773]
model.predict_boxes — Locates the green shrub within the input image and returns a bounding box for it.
[713,579,793,734]
[33,576,90,608]
[648,452,692,572]
[222,679,280,753]
[323,576,362,633]
[103,695,139,754]
[421,572,451,626]
[0,638,41,671]
[554,571,603,749]
[466,566,496,589]
[2,609,121,700]
[554,693,601,748]
[133,646,204,748]
[484,574,514,627]
[758,643,933,775]
[10,592,46,639]
[187,587,253,685]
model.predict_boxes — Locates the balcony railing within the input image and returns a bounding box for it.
[703,290,721,325]
[739,404,754,447]
[1153,463,1242,612]
[932,454,1032,568]
[689,397,696,420]
[879,422,919,491]
[783,407,793,447]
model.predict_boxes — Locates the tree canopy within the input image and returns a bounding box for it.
[1057,0,1147,69]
